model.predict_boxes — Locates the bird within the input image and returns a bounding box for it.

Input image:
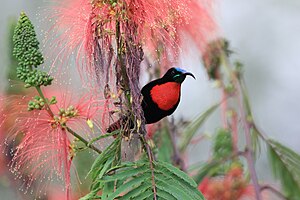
[107,67,195,133]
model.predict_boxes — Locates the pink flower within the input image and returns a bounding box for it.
[48,0,218,80]
[127,0,218,68]
[0,95,7,175]
[2,88,107,199]
[198,166,268,200]
[46,0,96,77]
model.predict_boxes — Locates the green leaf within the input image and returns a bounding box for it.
[155,177,194,200]
[100,165,150,182]
[88,130,119,146]
[98,156,115,179]
[82,137,122,200]
[119,182,152,200]
[107,173,151,200]
[179,103,219,152]
[251,126,262,158]
[192,162,219,183]
[102,181,115,199]
[267,139,300,199]
[156,189,177,200]
[88,138,120,180]
[156,161,198,188]
[82,160,204,200]
[131,189,153,200]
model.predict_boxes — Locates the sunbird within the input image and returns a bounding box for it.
[107,67,195,133]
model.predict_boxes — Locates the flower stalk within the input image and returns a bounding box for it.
[220,50,262,200]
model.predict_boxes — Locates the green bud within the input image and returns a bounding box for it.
[213,128,233,159]
[13,12,54,88]
[13,12,44,67]
[49,96,57,105]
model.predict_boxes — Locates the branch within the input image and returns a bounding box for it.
[221,53,262,200]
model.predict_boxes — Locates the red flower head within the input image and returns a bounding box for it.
[0,95,6,175]
[127,0,218,69]
[2,88,107,199]
[48,0,218,82]
[198,166,258,200]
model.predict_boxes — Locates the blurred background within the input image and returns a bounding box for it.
[1,0,300,199]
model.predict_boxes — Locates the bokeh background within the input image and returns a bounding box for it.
[1,0,300,199]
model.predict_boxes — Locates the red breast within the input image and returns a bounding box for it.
[150,82,181,111]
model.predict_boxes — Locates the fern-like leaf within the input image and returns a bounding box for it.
[267,139,300,199]
[81,160,204,200]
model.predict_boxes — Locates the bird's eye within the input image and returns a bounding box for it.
[171,70,176,75]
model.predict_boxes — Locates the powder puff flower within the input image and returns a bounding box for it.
[47,0,218,81]
[2,88,106,199]
[198,165,265,200]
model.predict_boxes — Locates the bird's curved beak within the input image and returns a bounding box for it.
[184,72,196,79]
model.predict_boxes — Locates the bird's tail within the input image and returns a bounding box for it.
[106,116,133,134]
[106,118,123,133]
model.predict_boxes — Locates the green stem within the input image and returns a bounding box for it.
[36,86,54,118]
[35,86,102,154]
[88,130,119,146]
[65,126,102,154]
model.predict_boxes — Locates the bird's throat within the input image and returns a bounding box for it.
[150,82,181,111]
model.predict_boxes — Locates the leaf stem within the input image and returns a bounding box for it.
[138,132,157,200]
[145,141,158,200]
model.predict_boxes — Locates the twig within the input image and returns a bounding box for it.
[221,53,262,200]
[260,184,287,200]
[65,126,102,154]
[236,78,262,200]
[220,86,228,129]
[190,134,206,144]
[231,110,238,154]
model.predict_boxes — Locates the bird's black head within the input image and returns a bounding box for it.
[162,67,196,83]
